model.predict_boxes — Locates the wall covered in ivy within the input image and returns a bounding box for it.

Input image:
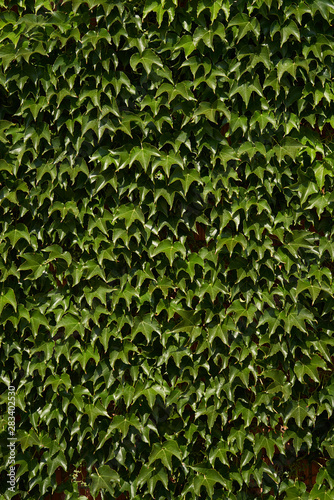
[1,0,334,498]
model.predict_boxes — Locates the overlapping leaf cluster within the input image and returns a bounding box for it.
[1,0,334,498]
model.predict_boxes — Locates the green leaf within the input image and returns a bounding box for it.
[314,161,333,190]
[228,13,260,42]
[90,465,120,497]
[281,21,300,46]
[254,435,275,461]
[229,79,263,107]
[194,100,230,123]
[129,144,160,171]
[5,224,31,247]
[272,137,303,162]
[130,49,163,74]
[296,280,331,304]
[311,0,334,20]
[132,315,160,342]
[152,151,184,177]
[193,468,230,497]
[226,300,257,326]
[0,288,17,315]
[112,204,145,230]
[277,58,297,81]
[285,401,309,428]
[148,440,182,471]
[147,464,169,494]
[136,463,152,490]
[56,313,84,339]
[149,240,186,266]
[281,305,314,335]
[229,113,248,134]
[47,451,67,476]
[44,373,71,392]
[84,402,110,426]
[43,244,72,267]
[294,354,327,383]
[174,35,196,58]
[71,386,90,412]
[156,82,195,104]
[18,253,46,279]
[216,233,247,254]
[71,345,100,372]
[284,230,317,259]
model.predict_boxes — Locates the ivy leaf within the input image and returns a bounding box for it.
[174,35,196,58]
[229,80,263,107]
[272,137,303,162]
[296,280,330,304]
[132,315,160,342]
[152,151,184,177]
[71,345,100,372]
[84,402,110,427]
[71,386,90,412]
[216,234,247,254]
[47,451,67,476]
[5,224,31,247]
[0,288,17,315]
[284,231,317,259]
[44,373,71,392]
[129,144,160,171]
[43,244,72,267]
[135,463,152,490]
[194,100,230,123]
[112,204,145,230]
[156,82,195,103]
[314,161,333,190]
[228,13,260,42]
[281,21,300,46]
[149,240,186,266]
[285,400,309,428]
[192,468,230,497]
[229,113,248,134]
[148,440,182,471]
[294,355,327,383]
[226,300,257,326]
[277,59,297,81]
[90,465,120,497]
[18,253,46,279]
[281,305,314,335]
[147,464,169,494]
[56,314,84,339]
[130,49,163,74]
[313,0,334,20]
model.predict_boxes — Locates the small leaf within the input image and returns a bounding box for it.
[130,49,163,74]
[0,288,17,315]
[148,440,182,471]
[90,465,120,497]
[150,240,186,266]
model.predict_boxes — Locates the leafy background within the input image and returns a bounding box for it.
[1,0,334,498]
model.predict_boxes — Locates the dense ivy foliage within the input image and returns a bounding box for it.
[1,0,334,498]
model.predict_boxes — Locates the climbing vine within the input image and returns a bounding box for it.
[1,0,334,499]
